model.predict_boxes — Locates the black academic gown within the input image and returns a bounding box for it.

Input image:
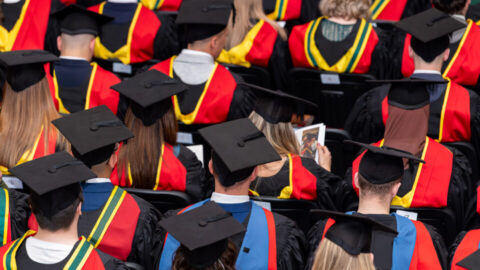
[177,145,211,201]
[5,189,30,244]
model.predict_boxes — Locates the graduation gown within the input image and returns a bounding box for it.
[249,154,343,211]
[88,2,179,65]
[263,0,319,28]
[369,0,430,21]
[50,59,121,114]
[158,199,307,270]
[449,229,480,270]
[306,212,447,270]
[217,19,290,90]
[110,144,209,202]
[150,57,256,125]
[0,231,128,270]
[0,189,29,247]
[139,0,182,11]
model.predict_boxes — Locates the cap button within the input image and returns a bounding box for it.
[198,221,207,227]
[144,82,152,88]
[237,141,245,147]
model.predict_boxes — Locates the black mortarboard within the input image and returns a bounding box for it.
[52,105,134,168]
[198,119,281,187]
[9,152,96,217]
[159,201,245,268]
[110,70,187,126]
[52,4,113,36]
[395,8,466,62]
[311,210,397,255]
[0,50,58,92]
[457,249,480,270]
[345,140,425,184]
[243,83,318,124]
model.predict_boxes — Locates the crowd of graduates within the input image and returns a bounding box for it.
[1,0,480,269]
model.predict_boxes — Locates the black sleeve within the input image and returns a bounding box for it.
[469,91,480,168]
[273,213,307,270]
[153,13,181,61]
[44,1,65,56]
[177,145,211,202]
[424,223,448,270]
[9,189,30,240]
[388,29,409,80]
[226,73,257,121]
[98,250,131,270]
[268,36,290,91]
[449,230,468,268]
[305,218,327,270]
[335,167,359,212]
[401,0,431,19]
[369,27,395,80]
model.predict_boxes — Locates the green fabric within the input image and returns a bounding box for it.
[471,0,480,5]
[321,19,354,42]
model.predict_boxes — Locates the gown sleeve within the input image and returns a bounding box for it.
[305,218,327,270]
[153,13,181,62]
[226,73,257,121]
[469,90,480,168]
[449,230,468,268]
[9,189,30,241]
[369,27,395,80]
[424,223,448,270]
[44,2,65,56]
[273,213,308,270]
[268,36,290,91]
[177,145,211,202]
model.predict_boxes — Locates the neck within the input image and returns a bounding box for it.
[60,50,92,62]
[328,17,357,24]
[34,226,79,245]
[357,196,391,215]
[413,57,443,72]
[91,165,112,179]
[187,44,215,58]
[214,179,250,196]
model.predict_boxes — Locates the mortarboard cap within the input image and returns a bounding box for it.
[395,8,466,62]
[0,50,58,92]
[243,83,318,124]
[198,119,281,187]
[159,201,245,268]
[52,4,113,36]
[9,152,96,217]
[110,70,188,126]
[345,140,425,185]
[311,210,397,255]
[52,105,134,168]
[457,249,480,270]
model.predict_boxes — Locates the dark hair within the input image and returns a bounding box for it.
[357,174,400,197]
[31,193,83,232]
[432,0,468,14]
[172,239,238,270]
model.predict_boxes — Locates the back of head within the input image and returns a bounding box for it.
[319,0,371,20]
[312,238,375,270]
[432,0,469,14]
[172,239,238,270]
[60,33,95,52]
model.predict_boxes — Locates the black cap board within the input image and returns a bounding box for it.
[311,210,398,255]
[159,201,245,268]
[198,119,281,187]
[110,70,188,126]
[345,140,425,185]
[9,152,96,217]
[243,83,318,124]
[52,105,134,168]
[0,50,58,92]
[457,249,480,270]
[52,4,113,36]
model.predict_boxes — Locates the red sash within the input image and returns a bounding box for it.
[140,0,182,11]
[278,154,317,200]
[267,0,302,21]
[370,0,408,21]
[451,229,480,269]
[151,57,237,124]
[32,129,57,161]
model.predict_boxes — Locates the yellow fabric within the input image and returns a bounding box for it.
[63,237,94,270]
[278,154,294,199]
[217,20,265,68]
[2,189,9,245]
[370,0,391,20]
[267,0,288,21]
[443,20,473,78]
[0,128,44,176]
[139,0,165,10]
[436,79,452,142]
[0,0,30,51]
[2,230,36,270]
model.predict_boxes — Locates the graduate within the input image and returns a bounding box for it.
[50,5,121,115]
[345,9,480,155]
[158,119,307,270]
[0,50,68,176]
[48,105,162,270]
[110,71,208,201]
[2,152,128,269]
[307,142,447,270]
[369,0,430,21]
[150,0,256,125]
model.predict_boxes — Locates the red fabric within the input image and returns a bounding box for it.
[150,57,173,74]
[352,31,379,74]
[290,155,317,200]
[374,0,408,21]
[441,82,472,142]
[245,22,278,67]
[129,6,160,63]
[450,229,480,269]
[381,95,389,125]
[83,65,120,114]
[410,221,443,269]
[264,209,278,270]
[81,249,106,270]
[321,218,336,239]
[32,129,57,160]
[158,0,182,11]
[401,34,415,78]
[283,0,302,20]
[351,141,383,195]
[89,3,100,12]
[288,23,311,68]
[59,0,77,5]
[476,186,480,215]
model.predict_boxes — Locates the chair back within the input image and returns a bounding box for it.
[124,188,193,213]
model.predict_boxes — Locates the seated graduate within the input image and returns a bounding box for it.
[399,0,480,88]
[158,118,307,270]
[216,0,289,90]
[87,0,180,66]
[4,152,128,269]
[307,142,447,270]
[288,0,390,79]
[50,5,121,115]
[262,0,320,26]
[109,70,207,201]
[244,83,348,211]
[150,0,256,125]
[310,211,395,270]
[159,201,245,270]
[0,50,68,176]
[369,0,430,21]
[48,105,162,270]
[345,9,480,152]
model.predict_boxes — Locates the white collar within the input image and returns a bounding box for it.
[59,56,89,62]
[176,49,215,64]
[413,69,442,75]
[107,0,137,3]
[85,178,112,184]
[3,0,22,3]
[452,14,466,21]
[210,192,250,204]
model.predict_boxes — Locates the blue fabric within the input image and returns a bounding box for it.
[391,213,416,270]
[216,202,252,223]
[103,2,137,24]
[410,73,447,103]
[54,59,92,89]
[81,182,115,212]
[173,145,180,157]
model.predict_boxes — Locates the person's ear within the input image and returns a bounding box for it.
[57,36,62,52]
[89,37,96,53]
[354,172,359,188]
[408,44,414,59]
[443,48,450,62]
[208,159,214,175]
[76,202,82,216]
[108,152,118,169]
[391,181,401,197]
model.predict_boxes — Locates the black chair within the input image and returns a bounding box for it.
[124,188,193,213]
[325,128,356,177]
[224,64,272,88]
[287,68,375,128]
[250,196,318,234]
[125,262,144,270]
[444,141,479,182]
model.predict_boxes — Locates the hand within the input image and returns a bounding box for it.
[317,143,332,172]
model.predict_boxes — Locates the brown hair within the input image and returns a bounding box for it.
[319,0,371,20]
[357,174,400,198]
[0,78,66,168]
[312,238,376,270]
[432,0,468,14]
[117,106,178,188]
[226,0,287,50]
[172,240,238,270]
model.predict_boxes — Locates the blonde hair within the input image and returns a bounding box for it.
[249,111,300,156]
[226,0,287,50]
[312,238,376,270]
[0,78,67,168]
[319,0,371,20]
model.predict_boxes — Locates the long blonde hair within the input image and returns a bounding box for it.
[312,238,376,270]
[0,78,66,168]
[319,0,371,20]
[226,0,287,50]
[249,111,300,156]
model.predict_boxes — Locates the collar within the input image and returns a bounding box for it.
[3,0,22,3]
[452,14,466,21]
[85,178,112,184]
[413,69,442,75]
[211,192,250,204]
[176,49,215,65]
[107,0,137,3]
[59,56,90,62]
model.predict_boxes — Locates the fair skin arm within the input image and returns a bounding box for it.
[354,173,401,215]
